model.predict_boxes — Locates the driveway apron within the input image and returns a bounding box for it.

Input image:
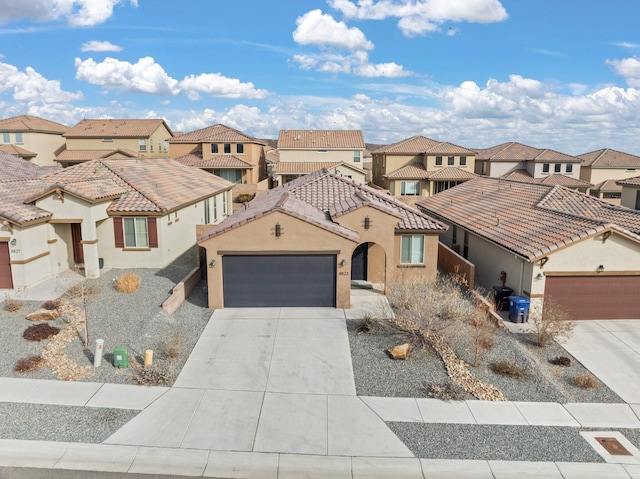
[105,307,412,457]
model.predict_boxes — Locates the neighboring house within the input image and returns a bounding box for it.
[63,119,173,159]
[474,142,589,191]
[0,115,68,167]
[578,148,640,204]
[417,177,640,320]
[273,130,366,185]
[170,124,269,197]
[54,148,143,167]
[618,176,640,210]
[0,158,233,290]
[198,168,447,309]
[372,136,477,199]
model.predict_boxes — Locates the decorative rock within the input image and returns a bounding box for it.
[26,309,59,321]
[388,343,411,360]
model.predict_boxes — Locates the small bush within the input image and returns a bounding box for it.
[14,355,45,373]
[355,315,374,333]
[42,299,61,311]
[162,331,182,360]
[114,272,140,293]
[422,381,466,401]
[4,297,23,312]
[490,360,529,380]
[23,323,60,342]
[572,373,599,390]
[132,363,176,386]
[549,356,571,367]
[236,193,255,203]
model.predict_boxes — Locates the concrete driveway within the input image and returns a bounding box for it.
[560,320,640,404]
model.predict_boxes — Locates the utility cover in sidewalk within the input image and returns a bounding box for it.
[596,437,632,456]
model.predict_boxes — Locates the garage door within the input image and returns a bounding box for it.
[222,255,336,307]
[0,242,12,289]
[545,275,640,320]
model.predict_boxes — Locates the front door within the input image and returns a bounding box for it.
[351,243,368,281]
[71,223,84,265]
[0,242,13,288]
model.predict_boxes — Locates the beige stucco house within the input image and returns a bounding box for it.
[54,148,143,167]
[372,136,477,199]
[198,168,447,309]
[0,158,233,290]
[0,115,68,167]
[578,148,640,204]
[273,130,367,185]
[618,176,640,210]
[417,177,640,320]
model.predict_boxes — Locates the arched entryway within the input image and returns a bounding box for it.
[350,242,386,287]
[351,243,368,281]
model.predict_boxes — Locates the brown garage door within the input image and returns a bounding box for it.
[545,275,640,320]
[0,242,13,289]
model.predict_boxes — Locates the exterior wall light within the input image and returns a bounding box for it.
[275,223,282,238]
[597,265,605,273]
[209,259,216,268]
[364,216,371,230]
[340,259,347,266]
[535,273,543,280]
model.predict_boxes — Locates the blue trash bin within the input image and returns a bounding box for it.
[508,296,531,323]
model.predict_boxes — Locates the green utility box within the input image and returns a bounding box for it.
[113,347,129,368]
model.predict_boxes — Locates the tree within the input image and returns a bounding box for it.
[529,296,575,347]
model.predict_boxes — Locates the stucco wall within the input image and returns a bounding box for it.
[65,124,172,158]
[585,168,640,185]
[22,132,66,167]
[621,185,639,209]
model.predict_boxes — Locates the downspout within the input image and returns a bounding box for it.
[518,256,525,295]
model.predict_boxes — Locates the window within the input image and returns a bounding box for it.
[401,181,420,196]
[354,151,361,163]
[15,133,23,144]
[452,226,457,246]
[434,181,462,194]
[448,156,455,166]
[566,164,573,173]
[213,196,218,220]
[149,139,154,152]
[554,164,561,173]
[400,235,424,264]
[123,217,149,247]
[317,149,327,153]
[542,163,550,173]
[138,139,147,151]
[463,231,469,259]
[2,133,9,143]
[460,156,467,166]
[163,141,168,152]
[222,193,228,216]
[223,143,231,154]
[211,144,218,154]
[635,191,640,210]
[435,156,443,166]
[236,144,244,154]
[103,137,113,142]
[204,199,210,224]
[214,169,243,183]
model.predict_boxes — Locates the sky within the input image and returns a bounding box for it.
[0,0,639,155]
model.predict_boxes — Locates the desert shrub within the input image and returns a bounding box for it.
[572,373,599,390]
[468,293,497,367]
[162,331,182,359]
[132,363,176,386]
[549,356,571,367]
[23,323,60,342]
[14,355,45,373]
[490,360,529,380]
[422,381,466,401]
[236,193,255,203]
[4,296,23,312]
[355,314,374,333]
[42,299,61,310]
[528,297,575,347]
[114,272,140,293]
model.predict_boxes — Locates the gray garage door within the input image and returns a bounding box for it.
[222,255,336,307]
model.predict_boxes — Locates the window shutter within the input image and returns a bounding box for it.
[113,217,124,248]
[148,217,158,248]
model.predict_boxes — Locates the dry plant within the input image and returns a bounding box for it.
[114,272,140,293]
[549,356,571,367]
[42,299,61,311]
[60,277,100,347]
[468,290,497,367]
[528,297,575,347]
[162,331,182,359]
[572,373,599,390]
[23,323,60,342]
[421,381,466,401]
[490,360,530,380]
[4,291,23,312]
[14,355,45,373]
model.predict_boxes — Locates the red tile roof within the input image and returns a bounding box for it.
[200,168,446,243]
[385,164,475,181]
[174,153,254,169]
[578,148,640,168]
[373,135,475,155]
[64,119,173,138]
[0,115,68,133]
[500,170,591,188]
[55,149,142,163]
[277,130,365,149]
[476,142,580,163]
[0,144,37,158]
[169,124,266,145]
[0,153,51,179]
[617,176,640,187]
[275,161,364,175]
[417,177,640,261]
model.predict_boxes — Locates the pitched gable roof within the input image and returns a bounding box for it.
[63,119,173,138]
[174,153,254,169]
[0,144,37,158]
[385,163,476,181]
[0,153,50,179]
[54,148,142,164]
[277,130,365,149]
[417,177,640,261]
[0,115,68,134]
[500,169,591,188]
[169,123,266,145]
[200,168,446,243]
[475,142,580,163]
[578,148,640,168]
[617,176,640,187]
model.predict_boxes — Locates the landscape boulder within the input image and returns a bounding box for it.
[26,309,59,321]
[388,343,411,360]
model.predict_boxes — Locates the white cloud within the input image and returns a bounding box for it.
[328,0,508,37]
[75,56,181,95]
[607,57,640,88]
[293,9,374,50]
[0,61,82,104]
[613,42,640,49]
[81,40,122,52]
[293,51,410,78]
[180,73,270,100]
[0,0,137,27]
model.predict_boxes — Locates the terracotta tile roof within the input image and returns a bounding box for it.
[372,135,440,154]
[417,177,640,261]
[275,161,365,175]
[499,169,538,183]
[617,176,640,187]
[169,124,266,145]
[500,169,590,188]
[54,149,142,163]
[63,119,173,138]
[0,178,52,225]
[578,148,640,168]
[277,130,365,149]
[385,163,431,179]
[0,144,36,158]
[264,147,279,164]
[591,179,622,193]
[174,153,254,169]
[0,115,68,133]
[200,168,446,243]
[428,167,476,180]
[0,153,51,180]
[425,142,476,155]
[476,142,580,163]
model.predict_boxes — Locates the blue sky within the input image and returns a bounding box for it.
[0,0,639,154]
